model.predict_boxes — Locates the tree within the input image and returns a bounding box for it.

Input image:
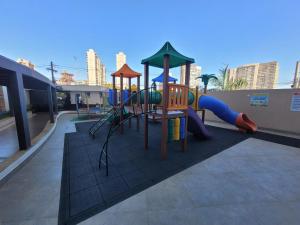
[231,78,248,90]
[195,74,217,122]
[212,65,248,91]
[212,65,229,90]
[196,74,218,93]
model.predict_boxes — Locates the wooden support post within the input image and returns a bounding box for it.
[202,84,207,122]
[195,85,199,110]
[144,63,149,149]
[137,76,140,131]
[120,74,124,134]
[128,77,131,128]
[182,62,191,152]
[161,55,170,159]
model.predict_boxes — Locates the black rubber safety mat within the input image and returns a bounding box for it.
[59,120,300,225]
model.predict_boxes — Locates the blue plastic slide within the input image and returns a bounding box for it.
[198,95,257,132]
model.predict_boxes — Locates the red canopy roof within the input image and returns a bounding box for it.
[111,64,141,78]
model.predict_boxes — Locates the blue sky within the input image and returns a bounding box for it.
[1,0,299,88]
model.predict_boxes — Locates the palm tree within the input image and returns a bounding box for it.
[232,78,248,90]
[211,65,229,90]
[196,74,218,93]
[196,74,217,122]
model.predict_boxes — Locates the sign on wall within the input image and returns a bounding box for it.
[250,93,269,106]
[290,92,300,112]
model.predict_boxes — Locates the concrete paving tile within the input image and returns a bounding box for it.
[31,147,64,163]
[241,170,300,202]
[79,211,148,225]
[106,192,148,213]
[0,198,36,223]
[147,204,260,225]
[247,202,300,225]
[171,168,276,207]
[145,179,196,211]
[259,155,300,172]
[2,217,57,225]
[194,204,260,225]
[221,138,300,157]
[148,208,204,225]
[0,114,75,224]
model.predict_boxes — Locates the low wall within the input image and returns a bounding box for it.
[204,88,300,135]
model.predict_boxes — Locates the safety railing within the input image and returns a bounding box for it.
[168,84,188,110]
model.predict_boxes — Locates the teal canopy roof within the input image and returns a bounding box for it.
[141,42,195,68]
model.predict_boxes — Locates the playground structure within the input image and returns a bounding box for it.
[126,88,257,135]
[142,41,194,159]
[111,63,142,133]
[88,41,257,175]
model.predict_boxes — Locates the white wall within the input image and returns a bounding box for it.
[70,91,104,105]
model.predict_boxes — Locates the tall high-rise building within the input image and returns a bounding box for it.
[180,64,201,88]
[256,61,279,89]
[86,49,106,86]
[17,58,35,69]
[226,61,279,90]
[235,64,259,89]
[115,52,128,88]
[292,61,300,88]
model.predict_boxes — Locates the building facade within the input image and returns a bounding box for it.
[56,71,75,85]
[227,61,279,90]
[292,61,300,88]
[17,58,35,69]
[74,80,88,85]
[256,61,279,89]
[59,85,109,107]
[115,52,128,88]
[86,49,106,86]
[180,64,201,88]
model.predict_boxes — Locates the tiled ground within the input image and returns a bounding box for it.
[0,112,50,162]
[60,120,259,225]
[79,138,300,225]
[0,114,75,225]
[0,114,300,225]
[60,120,300,225]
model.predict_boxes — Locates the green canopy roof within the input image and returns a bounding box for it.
[141,42,195,68]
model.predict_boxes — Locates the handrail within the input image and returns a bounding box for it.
[89,107,115,132]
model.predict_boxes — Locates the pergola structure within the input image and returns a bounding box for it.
[111,64,141,133]
[0,55,57,150]
[142,42,195,159]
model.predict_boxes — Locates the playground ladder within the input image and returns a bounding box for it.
[88,108,114,138]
